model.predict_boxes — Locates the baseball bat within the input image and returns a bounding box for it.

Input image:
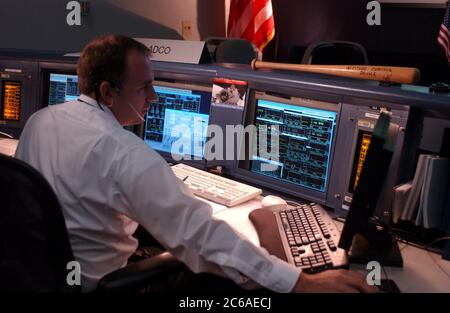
[251,59,420,85]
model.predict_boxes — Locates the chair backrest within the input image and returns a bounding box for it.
[301,41,369,65]
[213,38,259,64]
[204,36,226,60]
[0,154,79,292]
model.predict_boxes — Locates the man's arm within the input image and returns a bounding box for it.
[111,139,377,293]
[111,142,301,292]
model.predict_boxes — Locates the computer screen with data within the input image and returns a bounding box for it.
[236,91,339,201]
[1,80,22,121]
[47,73,80,105]
[348,130,373,194]
[250,98,336,193]
[143,81,212,160]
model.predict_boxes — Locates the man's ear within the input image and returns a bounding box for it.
[98,81,116,107]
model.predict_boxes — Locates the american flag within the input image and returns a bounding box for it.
[438,1,450,64]
[227,0,275,51]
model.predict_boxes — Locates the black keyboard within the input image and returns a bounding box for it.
[274,203,348,273]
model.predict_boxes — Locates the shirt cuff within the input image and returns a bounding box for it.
[265,256,302,293]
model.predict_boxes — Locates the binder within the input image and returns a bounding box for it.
[422,157,449,229]
[392,182,412,224]
[401,154,428,221]
[415,156,433,226]
[400,155,449,229]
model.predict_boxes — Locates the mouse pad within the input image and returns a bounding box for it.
[248,208,288,262]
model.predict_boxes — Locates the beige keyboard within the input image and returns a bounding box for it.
[171,163,262,207]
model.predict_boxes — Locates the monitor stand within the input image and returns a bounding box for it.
[348,222,403,267]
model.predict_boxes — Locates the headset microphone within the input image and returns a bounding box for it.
[126,100,146,122]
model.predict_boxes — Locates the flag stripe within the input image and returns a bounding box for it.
[440,24,449,41]
[254,17,275,50]
[227,0,275,51]
[228,1,253,37]
[228,0,249,35]
[437,2,450,65]
[439,30,449,45]
[438,33,449,49]
[438,26,450,58]
[254,1,273,32]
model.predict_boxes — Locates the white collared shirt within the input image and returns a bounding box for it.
[15,94,301,292]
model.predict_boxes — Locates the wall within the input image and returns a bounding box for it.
[270,0,446,61]
[267,0,449,85]
[0,0,447,84]
[380,0,446,5]
[0,0,226,53]
[105,0,226,41]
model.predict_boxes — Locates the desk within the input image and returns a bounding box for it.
[0,138,18,156]
[210,196,450,293]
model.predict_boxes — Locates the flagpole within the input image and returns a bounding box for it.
[274,31,279,62]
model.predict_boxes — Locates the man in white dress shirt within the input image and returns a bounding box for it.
[15,35,375,293]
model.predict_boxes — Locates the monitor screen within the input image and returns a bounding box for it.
[348,130,373,194]
[143,82,212,160]
[1,80,21,121]
[249,98,337,193]
[48,73,80,105]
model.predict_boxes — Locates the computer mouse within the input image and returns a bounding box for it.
[260,195,288,211]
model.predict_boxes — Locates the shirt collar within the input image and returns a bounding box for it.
[79,94,119,126]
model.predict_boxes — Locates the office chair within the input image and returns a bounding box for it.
[0,154,183,292]
[209,37,259,64]
[205,37,226,60]
[301,41,369,65]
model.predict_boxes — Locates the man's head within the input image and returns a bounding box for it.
[77,35,157,126]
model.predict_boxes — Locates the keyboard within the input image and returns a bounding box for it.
[275,203,348,273]
[171,163,262,207]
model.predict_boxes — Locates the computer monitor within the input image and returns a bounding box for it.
[347,130,373,195]
[47,73,80,105]
[0,59,38,138]
[1,80,22,121]
[236,91,339,203]
[338,111,403,267]
[143,81,212,163]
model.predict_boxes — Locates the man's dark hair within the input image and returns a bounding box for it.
[77,35,150,96]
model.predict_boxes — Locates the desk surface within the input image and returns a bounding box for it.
[5,148,450,292]
[0,138,18,156]
[211,196,450,293]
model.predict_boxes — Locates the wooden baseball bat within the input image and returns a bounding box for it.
[251,59,420,85]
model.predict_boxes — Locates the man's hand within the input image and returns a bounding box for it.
[292,269,378,293]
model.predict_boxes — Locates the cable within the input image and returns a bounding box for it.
[395,236,449,255]
[0,131,14,139]
[425,237,450,279]
[389,226,420,239]
[423,237,450,280]
[379,258,390,280]
[427,236,450,248]
[286,200,302,207]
